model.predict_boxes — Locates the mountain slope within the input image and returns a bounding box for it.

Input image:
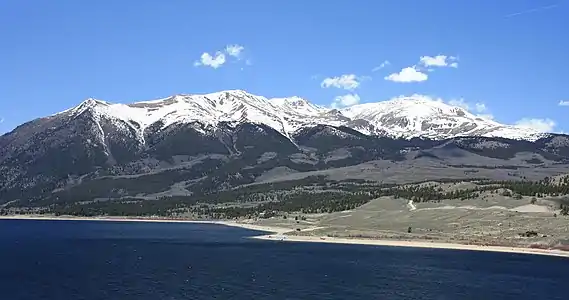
[1,90,566,207]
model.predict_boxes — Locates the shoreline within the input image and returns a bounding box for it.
[0,215,291,234]
[2,215,568,258]
[252,234,569,258]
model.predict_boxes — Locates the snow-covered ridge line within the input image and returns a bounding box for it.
[57,90,547,142]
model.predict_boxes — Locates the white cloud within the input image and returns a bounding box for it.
[194,44,247,69]
[225,44,244,58]
[446,98,493,119]
[474,103,487,113]
[447,98,488,114]
[321,74,362,90]
[558,100,569,106]
[448,99,470,110]
[515,118,556,132]
[384,67,428,83]
[0,117,4,124]
[505,4,559,18]
[331,94,360,108]
[383,54,456,83]
[371,60,390,72]
[419,55,458,68]
[194,51,226,69]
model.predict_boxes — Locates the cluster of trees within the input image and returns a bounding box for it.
[390,185,488,202]
[198,174,569,219]
[199,191,375,219]
[50,197,184,217]
[486,176,569,197]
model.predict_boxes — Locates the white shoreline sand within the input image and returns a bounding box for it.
[2,215,568,258]
[252,234,569,258]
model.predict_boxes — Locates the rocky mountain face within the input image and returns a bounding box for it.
[1,90,568,207]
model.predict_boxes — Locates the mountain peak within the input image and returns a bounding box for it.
[80,97,109,107]
[53,98,111,117]
[204,89,253,98]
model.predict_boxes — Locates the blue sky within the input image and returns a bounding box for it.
[1,0,568,134]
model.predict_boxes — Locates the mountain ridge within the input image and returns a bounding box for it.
[40,90,546,143]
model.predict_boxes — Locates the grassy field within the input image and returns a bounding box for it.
[249,182,569,249]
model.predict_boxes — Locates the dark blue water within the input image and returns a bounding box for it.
[1,220,567,299]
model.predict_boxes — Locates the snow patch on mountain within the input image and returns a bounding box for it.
[269,96,325,116]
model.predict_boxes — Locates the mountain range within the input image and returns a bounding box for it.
[1,90,568,208]
[48,90,547,142]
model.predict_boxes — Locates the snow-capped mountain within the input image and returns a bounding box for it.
[54,90,546,142]
[2,89,569,206]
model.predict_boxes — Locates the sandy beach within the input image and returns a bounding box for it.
[252,233,569,258]
[2,215,568,258]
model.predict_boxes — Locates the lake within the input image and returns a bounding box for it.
[1,219,567,299]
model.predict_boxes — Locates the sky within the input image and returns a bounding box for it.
[1,0,568,134]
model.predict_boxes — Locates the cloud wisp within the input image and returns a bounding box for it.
[419,55,458,68]
[515,118,556,132]
[321,74,365,90]
[194,52,226,69]
[332,94,361,108]
[447,98,493,120]
[448,99,487,113]
[371,60,390,72]
[505,4,559,18]
[194,44,247,69]
[558,100,569,106]
[225,44,244,59]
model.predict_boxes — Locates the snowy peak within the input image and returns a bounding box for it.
[80,98,110,107]
[58,98,110,116]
